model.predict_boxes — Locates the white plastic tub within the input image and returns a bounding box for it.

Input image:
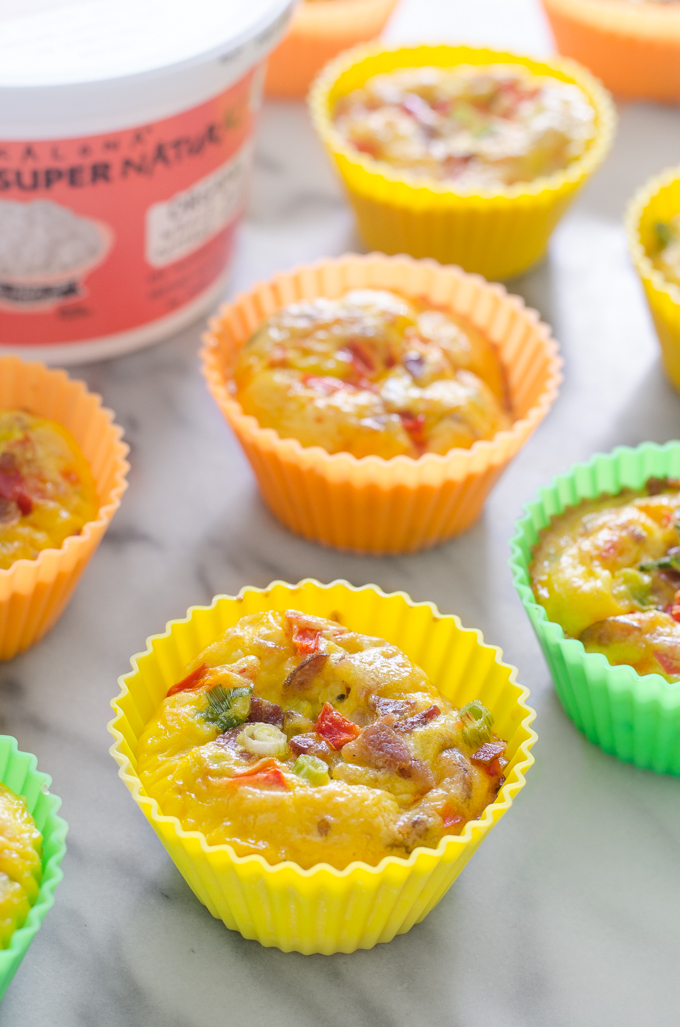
[0,0,293,364]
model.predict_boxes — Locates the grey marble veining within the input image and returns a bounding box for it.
[1,1,680,1023]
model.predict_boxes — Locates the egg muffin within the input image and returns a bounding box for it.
[0,783,43,948]
[233,288,510,459]
[0,410,99,570]
[331,64,596,190]
[137,609,508,870]
[531,476,680,680]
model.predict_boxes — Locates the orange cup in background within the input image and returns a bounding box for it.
[265,0,400,100]
[542,0,680,103]
[201,254,562,555]
[0,357,129,660]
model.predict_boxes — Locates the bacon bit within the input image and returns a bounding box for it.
[343,721,411,769]
[292,626,321,655]
[0,452,33,516]
[283,652,328,692]
[647,477,680,496]
[247,697,284,727]
[471,742,506,766]
[288,732,334,761]
[167,663,208,697]
[230,757,288,790]
[315,702,361,750]
[394,705,440,733]
[439,803,464,829]
[398,411,426,452]
[301,374,346,395]
[346,340,376,376]
[654,650,680,677]
[370,696,414,718]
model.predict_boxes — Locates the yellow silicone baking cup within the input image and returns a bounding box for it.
[626,166,680,393]
[542,0,680,103]
[265,0,400,100]
[308,43,616,281]
[108,579,537,955]
[0,356,129,660]
[200,253,562,554]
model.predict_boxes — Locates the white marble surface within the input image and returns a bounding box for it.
[2,0,680,1023]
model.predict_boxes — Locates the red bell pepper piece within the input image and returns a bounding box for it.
[398,411,426,452]
[292,626,321,655]
[439,803,463,829]
[167,663,207,697]
[654,650,680,677]
[230,758,288,790]
[315,702,360,750]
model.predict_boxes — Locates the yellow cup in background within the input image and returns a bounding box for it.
[309,44,615,281]
[627,167,680,393]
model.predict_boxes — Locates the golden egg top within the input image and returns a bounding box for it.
[233,288,510,459]
[530,477,680,680]
[136,610,508,870]
[332,64,596,190]
[0,410,99,571]
[0,782,43,949]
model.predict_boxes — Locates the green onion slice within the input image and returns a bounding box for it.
[459,700,494,749]
[293,754,330,786]
[202,684,253,733]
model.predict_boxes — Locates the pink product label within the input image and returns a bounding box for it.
[0,70,258,346]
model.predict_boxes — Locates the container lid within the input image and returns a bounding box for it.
[0,0,294,138]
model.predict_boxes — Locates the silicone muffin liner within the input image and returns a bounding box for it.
[542,0,680,103]
[0,356,129,660]
[201,253,562,554]
[108,579,537,954]
[0,735,67,1000]
[308,44,615,281]
[510,442,680,775]
[626,166,680,393]
[265,0,400,100]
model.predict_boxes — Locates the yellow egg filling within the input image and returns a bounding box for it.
[234,288,510,459]
[0,410,99,571]
[332,64,596,189]
[531,477,680,680]
[137,610,508,870]
[0,783,43,949]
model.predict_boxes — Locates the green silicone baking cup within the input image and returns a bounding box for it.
[510,441,680,775]
[0,736,67,1001]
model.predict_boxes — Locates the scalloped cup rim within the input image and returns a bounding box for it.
[0,737,68,973]
[626,164,680,308]
[200,253,563,473]
[509,441,680,702]
[308,42,616,202]
[109,578,537,880]
[0,358,130,585]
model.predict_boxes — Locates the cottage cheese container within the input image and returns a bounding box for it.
[0,0,293,364]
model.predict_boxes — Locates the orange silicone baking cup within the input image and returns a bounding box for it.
[265,0,400,100]
[0,356,129,660]
[200,254,562,554]
[542,0,680,102]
